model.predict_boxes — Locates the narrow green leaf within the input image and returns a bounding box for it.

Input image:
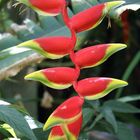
[39,16,62,32]
[85,100,100,110]
[0,105,37,140]
[118,95,140,102]
[82,108,94,128]
[33,128,50,140]
[116,51,140,98]
[86,113,103,131]
[0,34,21,51]
[72,0,91,13]
[102,107,118,133]
[103,100,140,113]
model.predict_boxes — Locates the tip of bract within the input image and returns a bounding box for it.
[110,43,127,50]
[107,43,127,54]
[111,79,128,88]
[43,117,57,131]
[112,43,127,49]
[106,1,125,11]
[24,71,43,81]
[17,40,35,48]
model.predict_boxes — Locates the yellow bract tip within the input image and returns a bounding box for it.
[17,40,37,48]
[106,43,127,55]
[109,79,128,89]
[106,1,125,11]
[43,117,63,131]
[24,71,44,81]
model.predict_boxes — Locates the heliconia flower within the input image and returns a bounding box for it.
[17,36,73,59]
[70,1,125,33]
[43,96,84,131]
[74,78,128,100]
[74,43,127,69]
[25,67,78,90]
[48,115,82,140]
[17,0,66,16]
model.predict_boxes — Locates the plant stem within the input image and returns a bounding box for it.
[115,51,140,99]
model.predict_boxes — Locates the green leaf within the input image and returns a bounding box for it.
[39,16,62,32]
[102,107,118,133]
[86,113,103,131]
[78,132,88,140]
[116,51,140,98]
[33,128,50,140]
[103,100,140,113]
[117,122,137,140]
[24,19,45,36]
[0,49,44,80]
[95,120,114,134]
[118,95,140,102]
[0,34,21,51]
[82,108,94,128]
[86,0,99,6]
[0,105,37,140]
[24,116,43,129]
[85,100,100,110]
[71,0,91,13]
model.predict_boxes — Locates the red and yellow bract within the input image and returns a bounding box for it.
[70,1,124,32]
[18,0,66,16]
[18,1,128,139]
[48,115,82,140]
[43,96,83,131]
[74,78,128,100]
[74,43,127,68]
[18,36,73,59]
[25,67,78,89]
[70,3,105,32]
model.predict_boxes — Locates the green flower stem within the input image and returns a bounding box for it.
[116,51,140,99]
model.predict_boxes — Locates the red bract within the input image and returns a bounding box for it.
[20,1,128,139]
[67,115,82,139]
[70,3,105,33]
[30,0,66,16]
[48,115,82,140]
[25,67,78,89]
[43,96,84,130]
[18,0,66,16]
[74,78,128,100]
[48,126,65,140]
[74,44,127,69]
[17,36,73,59]
[70,1,124,32]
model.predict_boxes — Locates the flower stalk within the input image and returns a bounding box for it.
[17,0,128,139]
